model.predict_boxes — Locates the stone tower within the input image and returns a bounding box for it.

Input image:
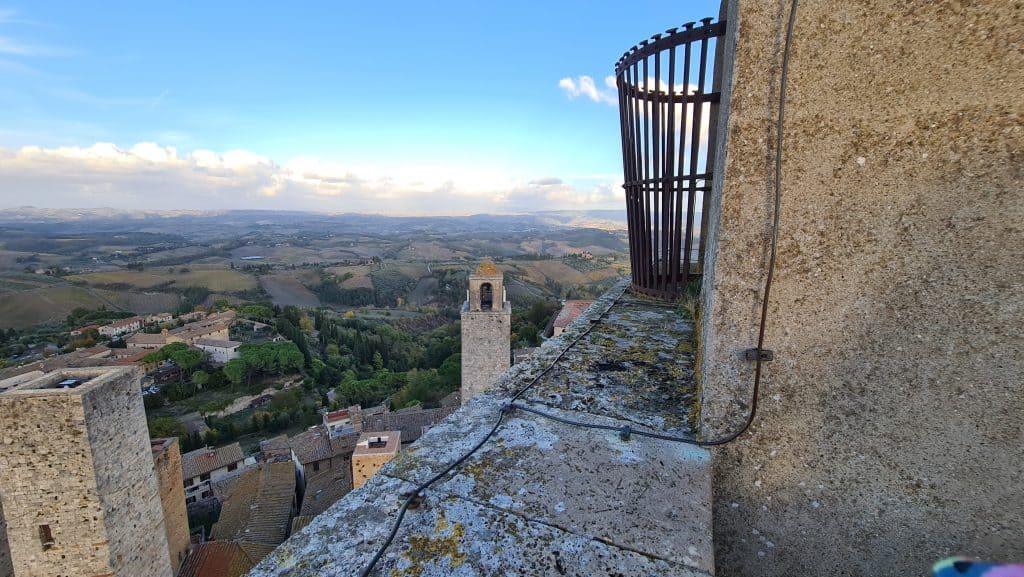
[0,367,173,577]
[460,259,511,403]
[151,438,191,575]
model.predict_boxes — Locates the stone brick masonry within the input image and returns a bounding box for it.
[460,306,512,402]
[0,367,173,577]
[152,438,190,575]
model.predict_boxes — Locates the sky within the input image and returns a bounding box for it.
[0,1,721,214]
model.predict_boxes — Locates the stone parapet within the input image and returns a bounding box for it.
[247,280,714,577]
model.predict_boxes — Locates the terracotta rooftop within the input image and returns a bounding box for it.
[127,332,168,345]
[325,408,351,422]
[299,470,352,518]
[553,300,595,329]
[211,461,296,546]
[107,315,145,328]
[179,541,276,577]
[182,443,244,480]
[359,405,458,444]
[151,437,176,455]
[353,431,401,456]
[290,516,315,534]
[260,435,291,454]
[289,426,335,465]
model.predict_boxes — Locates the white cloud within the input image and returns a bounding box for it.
[0,142,625,215]
[558,75,618,105]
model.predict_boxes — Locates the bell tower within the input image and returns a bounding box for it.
[460,259,511,404]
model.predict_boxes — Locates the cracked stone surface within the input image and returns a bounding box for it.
[248,279,711,577]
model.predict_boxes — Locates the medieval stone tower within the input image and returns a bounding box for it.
[460,259,511,403]
[0,367,173,577]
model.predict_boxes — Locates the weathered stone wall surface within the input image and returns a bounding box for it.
[153,440,191,574]
[0,368,173,577]
[0,378,113,576]
[83,368,173,577]
[460,304,511,402]
[0,498,11,577]
[700,1,1023,575]
[351,452,397,490]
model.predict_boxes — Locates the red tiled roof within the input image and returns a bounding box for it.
[299,469,352,517]
[210,462,296,546]
[359,405,457,443]
[181,443,244,480]
[178,541,275,577]
[108,316,144,328]
[553,300,595,328]
[325,409,350,421]
[289,427,334,465]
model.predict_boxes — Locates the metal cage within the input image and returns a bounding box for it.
[616,17,726,299]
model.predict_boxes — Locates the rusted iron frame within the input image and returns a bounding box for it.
[683,18,713,281]
[616,17,725,299]
[615,20,726,76]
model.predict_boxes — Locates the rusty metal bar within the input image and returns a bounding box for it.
[616,16,726,300]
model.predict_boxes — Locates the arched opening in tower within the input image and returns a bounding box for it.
[480,283,493,311]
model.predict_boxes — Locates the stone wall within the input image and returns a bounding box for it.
[83,368,173,577]
[351,448,399,490]
[0,368,173,577]
[699,1,1024,575]
[152,440,190,575]
[460,304,512,402]
[0,490,12,576]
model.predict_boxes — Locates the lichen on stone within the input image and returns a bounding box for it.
[393,515,467,577]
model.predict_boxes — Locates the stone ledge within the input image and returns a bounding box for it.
[248,279,712,577]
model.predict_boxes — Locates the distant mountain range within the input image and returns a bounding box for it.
[0,207,629,231]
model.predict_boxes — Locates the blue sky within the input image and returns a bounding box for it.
[0,1,720,213]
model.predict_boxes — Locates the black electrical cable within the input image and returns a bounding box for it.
[357,292,626,577]
[697,0,797,447]
[357,2,798,572]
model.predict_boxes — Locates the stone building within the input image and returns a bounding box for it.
[151,440,192,573]
[460,259,511,403]
[0,367,173,577]
[151,438,191,575]
[244,2,1021,576]
[193,338,242,364]
[98,315,145,338]
[351,431,401,489]
[181,443,248,505]
[696,1,1024,574]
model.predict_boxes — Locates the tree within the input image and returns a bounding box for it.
[147,416,186,439]
[372,351,384,371]
[170,348,205,383]
[224,359,246,386]
[192,370,210,387]
[143,391,166,410]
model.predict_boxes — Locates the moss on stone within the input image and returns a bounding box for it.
[394,515,467,577]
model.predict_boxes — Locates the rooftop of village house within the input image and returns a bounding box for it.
[248,279,712,577]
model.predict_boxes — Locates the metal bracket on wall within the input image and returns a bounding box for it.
[744,348,774,362]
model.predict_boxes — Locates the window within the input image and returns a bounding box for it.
[201,491,212,499]
[39,524,55,550]
[186,496,196,504]
[312,462,320,472]
[227,462,237,472]
[480,283,493,311]
[199,473,211,482]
